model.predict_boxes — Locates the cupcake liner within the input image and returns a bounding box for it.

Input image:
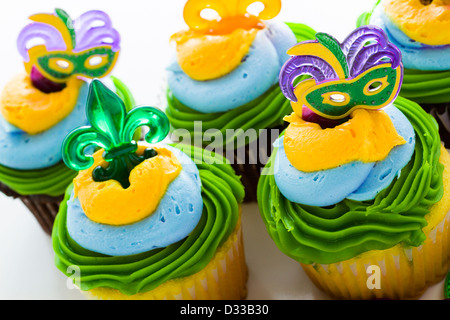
[0,182,62,235]
[300,203,450,300]
[0,76,135,236]
[300,145,450,300]
[0,181,20,199]
[170,124,284,203]
[421,103,450,149]
[228,125,285,202]
[20,194,63,236]
[82,217,248,300]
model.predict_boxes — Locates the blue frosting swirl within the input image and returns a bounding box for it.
[0,82,89,170]
[166,21,297,113]
[274,104,415,207]
[370,4,450,71]
[66,145,204,257]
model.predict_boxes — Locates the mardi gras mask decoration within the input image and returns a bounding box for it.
[279,25,403,120]
[62,80,169,189]
[17,8,120,84]
[183,0,281,33]
[172,0,282,81]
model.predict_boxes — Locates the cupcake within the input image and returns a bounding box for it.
[52,80,247,300]
[0,9,134,235]
[357,0,450,147]
[257,26,450,299]
[165,0,316,202]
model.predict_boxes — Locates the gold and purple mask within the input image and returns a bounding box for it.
[17,8,120,83]
[279,26,403,120]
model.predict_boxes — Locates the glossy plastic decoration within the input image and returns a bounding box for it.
[62,79,170,189]
[279,25,403,120]
[17,8,120,83]
[183,0,281,32]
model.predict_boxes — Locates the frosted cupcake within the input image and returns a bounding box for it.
[52,80,247,300]
[165,0,316,202]
[358,0,450,147]
[0,9,134,235]
[258,26,450,299]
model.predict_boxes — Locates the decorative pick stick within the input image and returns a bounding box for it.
[279,25,403,121]
[183,0,281,31]
[62,80,169,189]
[17,8,120,87]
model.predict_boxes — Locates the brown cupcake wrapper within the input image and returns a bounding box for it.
[0,182,62,235]
[229,138,275,203]
[421,102,450,148]
[171,124,285,203]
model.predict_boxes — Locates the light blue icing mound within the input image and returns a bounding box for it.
[66,145,203,257]
[370,4,450,71]
[274,137,375,207]
[274,104,415,207]
[166,21,296,113]
[0,83,89,170]
[347,105,415,200]
[263,21,297,68]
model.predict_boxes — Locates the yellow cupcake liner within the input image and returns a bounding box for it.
[301,146,450,300]
[84,216,248,300]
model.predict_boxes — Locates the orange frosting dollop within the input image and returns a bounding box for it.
[0,73,83,134]
[383,0,450,46]
[283,109,406,172]
[73,144,182,226]
[171,26,259,81]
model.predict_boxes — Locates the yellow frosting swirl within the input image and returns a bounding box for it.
[383,0,450,46]
[171,27,259,81]
[73,145,182,226]
[283,109,406,172]
[172,0,283,80]
[0,73,83,134]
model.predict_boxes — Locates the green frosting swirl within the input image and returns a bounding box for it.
[357,1,450,104]
[401,69,450,104]
[0,161,76,197]
[52,144,245,295]
[166,23,316,148]
[0,76,135,197]
[167,84,290,148]
[257,97,444,265]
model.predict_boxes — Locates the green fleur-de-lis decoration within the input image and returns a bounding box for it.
[62,79,170,188]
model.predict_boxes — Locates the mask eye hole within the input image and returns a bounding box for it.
[368,81,383,93]
[200,8,220,21]
[247,2,265,16]
[48,58,74,74]
[321,92,350,106]
[84,54,109,70]
[56,60,70,69]
[364,76,389,96]
[88,56,103,66]
[329,93,347,103]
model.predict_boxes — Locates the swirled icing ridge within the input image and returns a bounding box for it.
[357,1,450,103]
[0,76,135,196]
[258,97,444,264]
[53,144,244,295]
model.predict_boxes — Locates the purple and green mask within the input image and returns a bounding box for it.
[17,8,120,87]
[279,25,403,120]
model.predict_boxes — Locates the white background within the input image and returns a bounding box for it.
[0,0,445,299]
